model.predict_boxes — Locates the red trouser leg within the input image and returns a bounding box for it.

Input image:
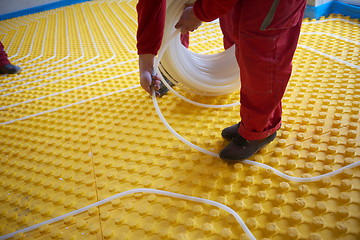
[233,0,306,140]
[0,41,11,67]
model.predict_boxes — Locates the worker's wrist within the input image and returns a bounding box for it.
[139,54,156,73]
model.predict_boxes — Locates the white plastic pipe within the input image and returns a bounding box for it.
[158,0,240,96]
[0,188,255,240]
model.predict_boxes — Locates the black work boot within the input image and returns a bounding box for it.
[219,132,276,163]
[221,123,240,141]
[0,64,22,74]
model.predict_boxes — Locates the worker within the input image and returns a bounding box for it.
[138,0,306,162]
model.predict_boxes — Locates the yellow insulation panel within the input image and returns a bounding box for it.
[0,0,359,239]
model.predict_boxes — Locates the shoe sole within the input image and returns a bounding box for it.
[221,133,277,163]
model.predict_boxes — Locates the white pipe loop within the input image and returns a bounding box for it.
[159,0,240,96]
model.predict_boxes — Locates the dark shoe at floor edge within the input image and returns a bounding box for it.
[0,64,22,74]
[219,132,277,163]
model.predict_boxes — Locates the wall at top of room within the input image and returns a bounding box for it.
[338,0,360,6]
[0,0,59,15]
[0,0,359,21]
[307,0,360,6]
[305,0,360,19]
[0,0,92,21]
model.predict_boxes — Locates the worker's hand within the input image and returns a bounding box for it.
[175,7,202,35]
[139,54,161,97]
[140,70,161,97]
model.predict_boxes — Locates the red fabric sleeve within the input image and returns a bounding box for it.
[193,0,238,22]
[136,0,166,55]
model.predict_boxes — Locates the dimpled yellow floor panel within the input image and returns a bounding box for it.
[0,0,359,239]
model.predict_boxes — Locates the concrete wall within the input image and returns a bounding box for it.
[0,0,358,21]
[0,0,92,20]
[307,0,334,6]
[338,0,360,6]
[0,0,59,15]
[307,0,360,6]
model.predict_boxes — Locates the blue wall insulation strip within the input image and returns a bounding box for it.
[331,1,360,18]
[305,1,360,19]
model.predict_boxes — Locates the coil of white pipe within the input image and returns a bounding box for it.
[159,0,240,96]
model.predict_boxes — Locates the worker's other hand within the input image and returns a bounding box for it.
[175,7,202,35]
[139,54,161,97]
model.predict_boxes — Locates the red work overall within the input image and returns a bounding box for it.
[194,0,306,140]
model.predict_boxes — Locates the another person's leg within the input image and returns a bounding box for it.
[0,41,21,74]
[0,41,10,66]
[220,0,306,161]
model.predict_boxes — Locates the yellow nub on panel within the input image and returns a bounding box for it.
[0,0,359,239]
